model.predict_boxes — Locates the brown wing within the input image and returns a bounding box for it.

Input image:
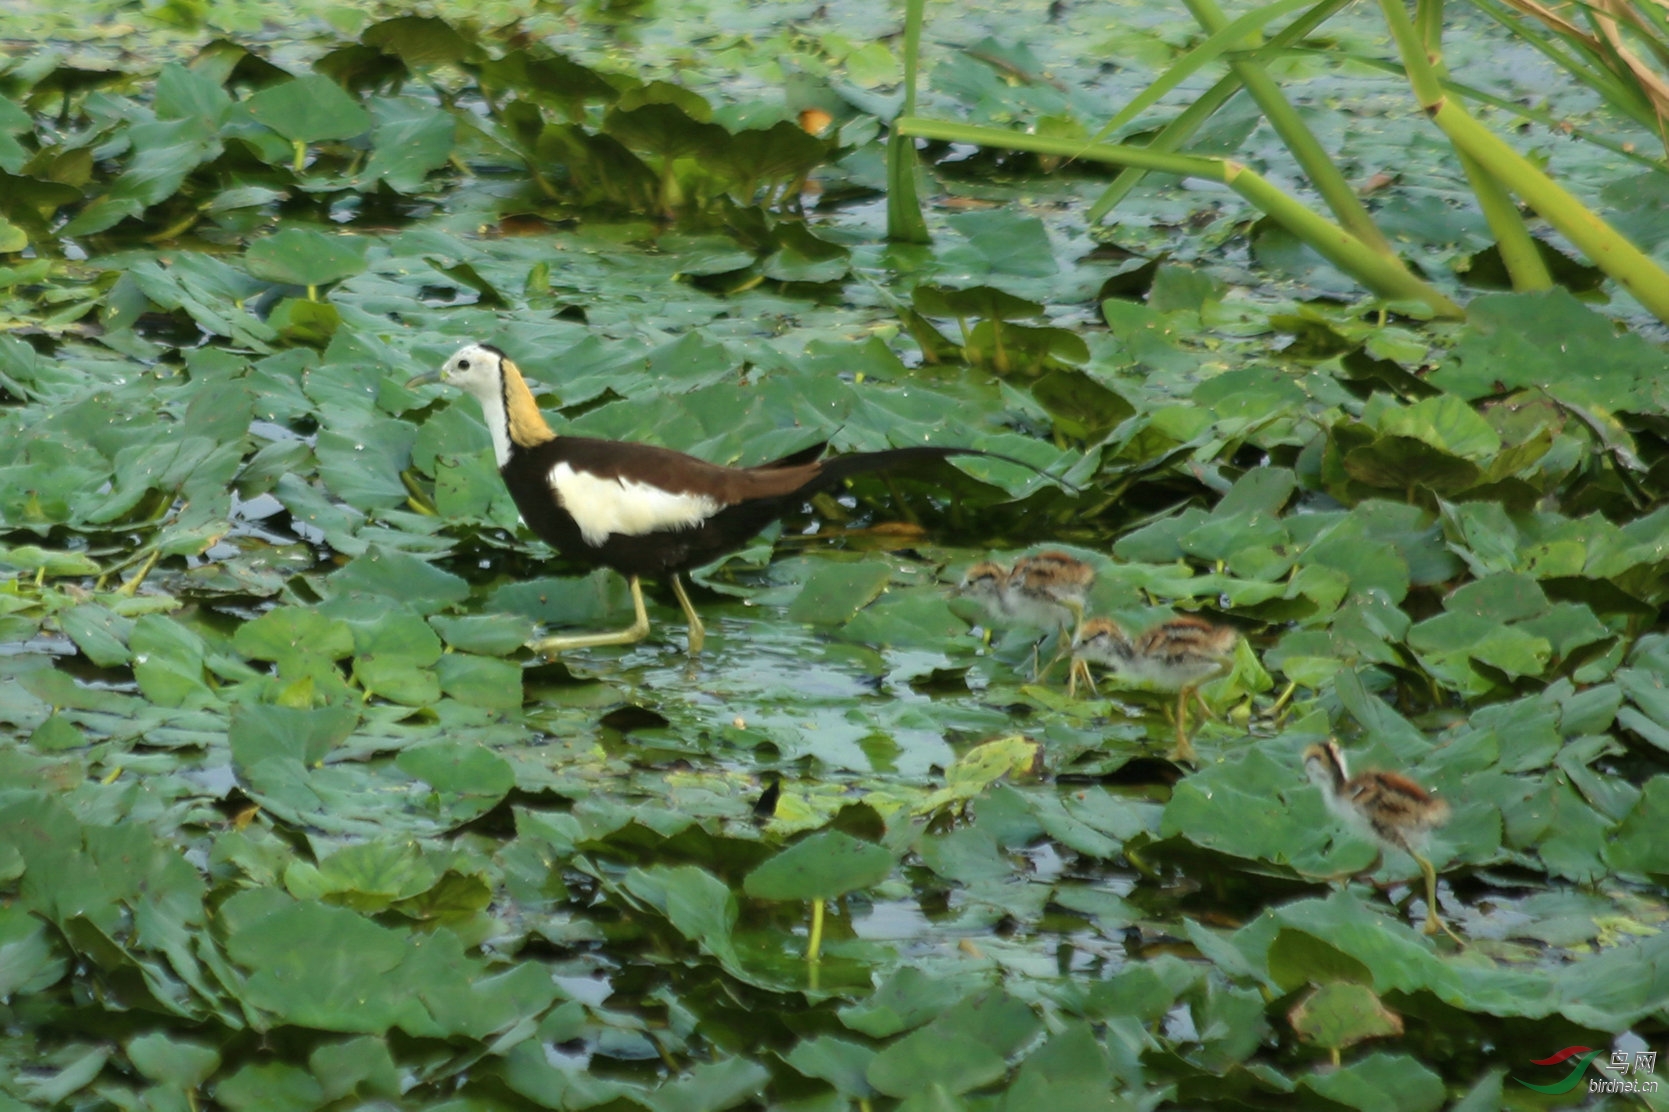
[544,437,992,506]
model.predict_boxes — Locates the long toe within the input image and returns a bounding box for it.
[1068,658,1096,699]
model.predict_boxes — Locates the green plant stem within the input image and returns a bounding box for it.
[1379,0,1669,323]
[118,549,160,597]
[897,116,1464,316]
[1417,0,1554,290]
[1090,0,1350,221]
[1455,144,1555,293]
[1336,49,1669,173]
[1091,0,1319,141]
[143,207,202,244]
[1470,0,1659,141]
[886,0,931,244]
[1182,0,1394,254]
[807,898,825,963]
[1089,72,1243,222]
[1416,0,1444,56]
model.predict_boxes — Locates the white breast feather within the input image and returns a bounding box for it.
[549,462,722,546]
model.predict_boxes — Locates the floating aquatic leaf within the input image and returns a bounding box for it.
[125,1032,220,1090]
[867,993,1041,1098]
[360,96,456,193]
[245,74,373,145]
[786,560,894,625]
[1290,982,1404,1051]
[246,228,369,289]
[1300,1052,1445,1112]
[743,830,894,901]
[782,1035,878,1097]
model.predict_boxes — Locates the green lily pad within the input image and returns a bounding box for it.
[126,1032,220,1089]
[782,1035,877,1097]
[0,545,100,577]
[743,830,894,901]
[1299,1051,1445,1112]
[246,229,368,288]
[361,96,456,193]
[1375,395,1501,460]
[786,560,894,625]
[428,613,536,656]
[1289,982,1404,1051]
[284,841,440,912]
[396,740,515,798]
[327,546,469,613]
[246,74,373,144]
[28,713,86,753]
[1605,775,1669,878]
[839,966,984,1038]
[913,284,1044,323]
[867,993,1042,1098]
[360,15,472,66]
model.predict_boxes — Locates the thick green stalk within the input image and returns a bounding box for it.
[1379,0,1669,322]
[1089,72,1244,222]
[1417,0,1552,289]
[1456,149,1554,289]
[1469,0,1659,137]
[897,117,1464,316]
[902,119,1227,178]
[1226,168,1462,312]
[886,0,931,244]
[1090,0,1351,221]
[807,898,825,963]
[1341,49,1669,171]
[1183,0,1395,254]
[1416,0,1444,56]
[1092,0,1318,140]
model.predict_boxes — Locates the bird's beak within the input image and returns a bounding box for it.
[405,369,442,389]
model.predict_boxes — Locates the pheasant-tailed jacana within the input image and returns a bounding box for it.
[1007,551,1094,637]
[1073,614,1237,761]
[957,561,1012,624]
[957,551,1094,679]
[1302,739,1462,944]
[408,343,1029,655]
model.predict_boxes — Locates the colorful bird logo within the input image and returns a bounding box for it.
[1516,1047,1602,1094]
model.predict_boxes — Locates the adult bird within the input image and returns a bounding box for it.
[408,342,1028,655]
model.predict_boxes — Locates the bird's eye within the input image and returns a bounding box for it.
[457,360,470,370]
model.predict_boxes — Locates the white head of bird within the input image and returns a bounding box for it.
[415,343,552,469]
[433,342,503,399]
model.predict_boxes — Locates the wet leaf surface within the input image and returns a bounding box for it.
[1,3,1668,1109]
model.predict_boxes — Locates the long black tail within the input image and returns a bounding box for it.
[812,445,1065,491]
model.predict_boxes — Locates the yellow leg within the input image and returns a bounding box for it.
[1416,852,1466,945]
[1169,686,1197,763]
[669,573,706,655]
[1067,656,1097,699]
[1036,621,1081,683]
[529,576,651,654]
